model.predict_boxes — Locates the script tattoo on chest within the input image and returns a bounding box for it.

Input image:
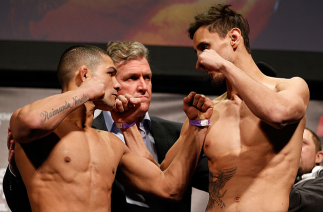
[206,166,237,210]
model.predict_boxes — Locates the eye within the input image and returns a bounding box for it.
[202,44,209,51]
[144,75,151,80]
[127,76,138,81]
[107,70,116,76]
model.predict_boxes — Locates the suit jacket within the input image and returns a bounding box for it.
[3,113,209,212]
[288,176,323,212]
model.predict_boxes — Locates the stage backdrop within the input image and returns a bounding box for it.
[0,87,323,211]
[1,0,322,52]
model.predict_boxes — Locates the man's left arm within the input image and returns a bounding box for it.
[228,68,309,128]
[112,94,159,166]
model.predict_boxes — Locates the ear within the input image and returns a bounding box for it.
[78,65,89,82]
[315,151,323,164]
[229,28,242,50]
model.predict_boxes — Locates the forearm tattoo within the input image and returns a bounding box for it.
[206,166,237,210]
[40,94,87,123]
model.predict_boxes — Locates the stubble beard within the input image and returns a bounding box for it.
[209,73,225,87]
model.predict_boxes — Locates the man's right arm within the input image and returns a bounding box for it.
[11,77,104,143]
[117,92,213,200]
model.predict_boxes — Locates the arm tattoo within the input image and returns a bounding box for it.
[206,166,237,210]
[40,95,87,123]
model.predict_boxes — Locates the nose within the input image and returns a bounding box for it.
[138,77,147,91]
[196,51,207,71]
[196,49,202,57]
[196,60,207,71]
[113,76,121,92]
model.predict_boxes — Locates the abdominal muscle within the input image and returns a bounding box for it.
[204,132,297,212]
[202,98,301,212]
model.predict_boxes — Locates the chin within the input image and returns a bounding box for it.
[141,103,150,113]
[94,100,115,111]
[210,73,225,87]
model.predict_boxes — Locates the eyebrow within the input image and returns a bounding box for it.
[194,42,207,53]
[124,71,152,77]
[197,42,208,49]
[107,67,117,75]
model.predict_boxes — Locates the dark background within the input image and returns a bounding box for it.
[1,0,323,99]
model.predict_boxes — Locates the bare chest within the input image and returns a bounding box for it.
[204,100,272,162]
[21,130,119,186]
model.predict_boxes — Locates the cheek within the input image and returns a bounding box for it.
[302,148,316,161]
[118,83,135,95]
[147,85,152,94]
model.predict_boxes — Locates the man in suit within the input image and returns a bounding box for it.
[94,41,209,212]
[3,41,209,212]
[289,128,323,212]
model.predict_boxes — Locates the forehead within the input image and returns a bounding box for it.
[101,54,115,66]
[193,26,223,49]
[116,58,151,75]
[303,129,314,144]
[94,55,115,71]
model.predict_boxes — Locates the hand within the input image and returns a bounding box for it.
[79,77,105,101]
[183,92,213,120]
[111,94,142,123]
[7,127,19,176]
[196,49,226,72]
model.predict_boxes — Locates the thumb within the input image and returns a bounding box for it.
[129,97,141,108]
[183,91,195,111]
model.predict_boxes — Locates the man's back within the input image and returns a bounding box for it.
[15,120,123,212]
[204,78,305,212]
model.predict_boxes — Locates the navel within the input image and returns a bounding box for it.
[235,196,241,202]
[112,168,115,174]
[64,156,71,163]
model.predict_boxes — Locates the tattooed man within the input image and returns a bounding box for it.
[10,45,213,212]
[186,4,309,212]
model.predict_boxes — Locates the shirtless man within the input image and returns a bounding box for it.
[10,45,213,212]
[184,4,309,212]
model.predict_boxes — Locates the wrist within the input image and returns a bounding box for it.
[189,119,210,127]
[116,121,136,129]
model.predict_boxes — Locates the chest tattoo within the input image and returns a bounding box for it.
[206,166,237,210]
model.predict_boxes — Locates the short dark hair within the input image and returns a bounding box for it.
[306,127,322,152]
[188,4,251,54]
[57,45,109,88]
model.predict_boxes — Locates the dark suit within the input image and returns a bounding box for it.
[289,177,323,212]
[3,112,209,212]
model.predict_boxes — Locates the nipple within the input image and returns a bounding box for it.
[64,156,71,163]
[204,139,211,148]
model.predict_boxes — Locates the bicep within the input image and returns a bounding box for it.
[10,109,23,140]
[276,77,309,121]
[160,119,189,170]
[117,149,169,198]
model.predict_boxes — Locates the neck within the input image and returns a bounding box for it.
[225,53,266,99]
[65,102,95,129]
[135,113,146,128]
